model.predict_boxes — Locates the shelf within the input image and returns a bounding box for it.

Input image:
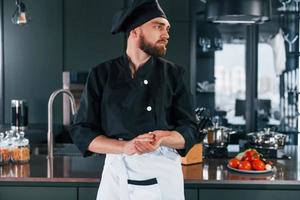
[286,52,300,56]
[276,10,300,14]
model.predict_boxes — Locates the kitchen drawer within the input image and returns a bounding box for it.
[0,186,77,200]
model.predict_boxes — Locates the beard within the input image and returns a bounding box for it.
[139,34,167,57]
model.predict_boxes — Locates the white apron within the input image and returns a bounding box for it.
[96,146,185,200]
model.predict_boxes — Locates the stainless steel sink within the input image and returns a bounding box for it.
[31,143,82,156]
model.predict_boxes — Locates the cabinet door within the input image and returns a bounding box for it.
[78,187,98,200]
[79,187,198,200]
[185,188,198,200]
[199,189,300,200]
[0,187,77,200]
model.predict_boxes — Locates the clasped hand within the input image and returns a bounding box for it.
[123,130,171,155]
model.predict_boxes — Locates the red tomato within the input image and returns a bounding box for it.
[229,158,240,169]
[238,160,252,170]
[252,160,265,171]
[244,149,260,161]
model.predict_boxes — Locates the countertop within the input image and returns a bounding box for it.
[1,145,300,187]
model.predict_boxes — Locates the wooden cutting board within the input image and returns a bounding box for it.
[180,144,203,165]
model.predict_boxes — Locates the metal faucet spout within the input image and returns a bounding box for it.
[47,89,76,159]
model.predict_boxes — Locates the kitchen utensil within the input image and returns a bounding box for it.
[204,126,236,148]
[246,128,288,149]
[11,100,28,131]
[195,107,213,142]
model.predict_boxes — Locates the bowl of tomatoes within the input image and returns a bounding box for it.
[227,149,274,174]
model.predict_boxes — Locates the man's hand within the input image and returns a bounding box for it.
[134,131,172,154]
[122,133,155,155]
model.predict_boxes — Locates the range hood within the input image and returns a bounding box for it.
[205,0,271,24]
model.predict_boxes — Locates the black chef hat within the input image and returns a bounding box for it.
[111,0,167,34]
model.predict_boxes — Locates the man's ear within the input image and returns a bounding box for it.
[130,28,140,38]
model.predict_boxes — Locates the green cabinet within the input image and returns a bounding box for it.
[1,184,300,200]
[185,188,198,200]
[78,187,98,200]
[77,187,198,200]
[198,189,300,200]
[0,186,77,200]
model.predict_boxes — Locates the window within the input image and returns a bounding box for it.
[215,43,246,125]
[214,43,281,129]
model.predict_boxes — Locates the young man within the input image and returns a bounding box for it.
[71,0,199,199]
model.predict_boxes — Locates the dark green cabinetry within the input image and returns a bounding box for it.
[0,186,77,200]
[1,184,300,200]
[78,187,98,200]
[77,187,199,200]
[198,189,300,200]
[185,188,198,200]
[0,185,199,200]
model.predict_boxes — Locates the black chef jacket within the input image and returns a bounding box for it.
[70,55,198,157]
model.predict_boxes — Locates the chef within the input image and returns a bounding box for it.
[70,0,199,199]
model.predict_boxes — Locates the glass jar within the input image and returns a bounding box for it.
[11,99,28,131]
[5,130,17,146]
[0,132,10,165]
[11,163,30,177]
[11,131,30,164]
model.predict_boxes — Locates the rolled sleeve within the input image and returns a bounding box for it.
[175,125,197,157]
[70,67,104,157]
[172,67,198,157]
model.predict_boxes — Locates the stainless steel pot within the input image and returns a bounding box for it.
[203,126,236,147]
[246,128,288,149]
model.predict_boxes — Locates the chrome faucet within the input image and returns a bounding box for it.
[47,89,76,159]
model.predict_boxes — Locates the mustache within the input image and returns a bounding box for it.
[157,39,168,45]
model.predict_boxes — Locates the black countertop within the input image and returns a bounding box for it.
[0,145,300,187]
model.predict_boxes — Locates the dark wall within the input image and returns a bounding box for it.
[63,0,125,71]
[161,0,191,84]
[1,0,192,124]
[4,0,63,124]
[64,0,192,74]
[196,53,215,109]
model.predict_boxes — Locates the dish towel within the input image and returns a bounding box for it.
[267,28,286,76]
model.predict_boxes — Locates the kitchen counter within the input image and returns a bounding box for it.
[0,145,299,184]
[1,145,300,200]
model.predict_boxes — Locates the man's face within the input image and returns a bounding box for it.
[138,17,170,57]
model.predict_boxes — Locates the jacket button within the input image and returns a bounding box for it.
[146,106,152,111]
[143,80,148,85]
